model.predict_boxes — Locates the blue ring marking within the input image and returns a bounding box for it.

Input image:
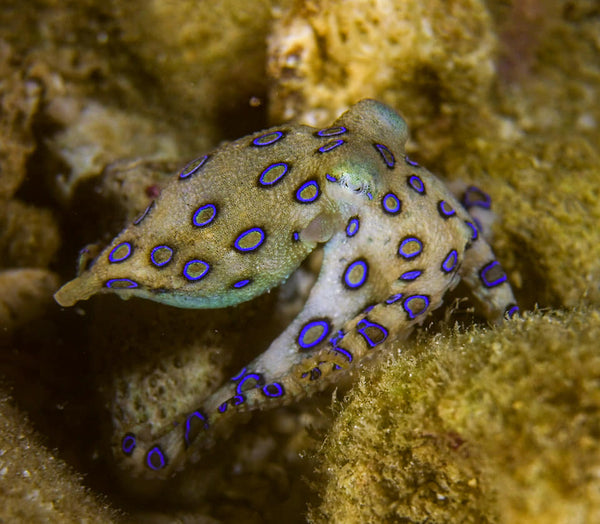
[374,143,395,168]
[179,155,209,179]
[105,278,138,289]
[133,201,155,226]
[146,446,167,471]
[295,180,320,203]
[346,217,360,237]
[403,294,430,319]
[316,126,347,137]
[192,203,217,227]
[366,192,373,200]
[438,200,456,218]
[399,269,422,281]
[252,130,285,146]
[343,259,368,289]
[318,139,345,153]
[259,162,289,186]
[357,318,389,348]
[233,278,251,289]
[298,319,330,350]
[230,367,247,382]
[329,331,353,363]
[479,261,507,288]
[121,433,136,456]
[398,236,423,259]
[184,411,209,447]
[262,382,285,397]
[462,185,492,209]
[234,227,266,252]
[405,155,420,167]
[408,175,425,194]
[108,242,132,263]
[385,293,404,304]
[218,402,228,413]
[381,192,401,215]
[326,173,338,182]
[232,394,244,406]
[183,259,210,281]
[465,220,479,242]
[236,373,264,395]
[302,367,322,381]
[441,249,458,273]
[505,304,520,319]
[150,245,173,267]
[292,231,300,242]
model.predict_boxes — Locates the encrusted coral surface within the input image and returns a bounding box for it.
[310,309,600,523]
[0,0,598,521]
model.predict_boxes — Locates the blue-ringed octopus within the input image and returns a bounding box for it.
[55,99,518,477]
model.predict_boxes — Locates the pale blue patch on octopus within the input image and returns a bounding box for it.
[54,99,518,477]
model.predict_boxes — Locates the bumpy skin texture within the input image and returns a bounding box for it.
[54,100,517,477]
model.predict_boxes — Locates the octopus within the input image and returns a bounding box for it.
[54,99,518,478]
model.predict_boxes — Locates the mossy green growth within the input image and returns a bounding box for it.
[310,309,600,523]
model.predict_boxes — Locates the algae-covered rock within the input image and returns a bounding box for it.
[268,0,498,158]
[310,309,600,523]
[49,100,180,200]
[0,40,42,199]
[0,200,61,269]
[0,269,59,342]
[0,390,118,522]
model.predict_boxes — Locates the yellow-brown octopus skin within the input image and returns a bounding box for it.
[55,100,518,477]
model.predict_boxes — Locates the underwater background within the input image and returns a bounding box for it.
[1,0,599,521]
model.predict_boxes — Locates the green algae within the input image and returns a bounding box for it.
[310,309,600,523]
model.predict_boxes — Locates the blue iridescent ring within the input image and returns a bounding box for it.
[184,411,209,447]
[318,139,345,153]
[179,155,209,179]
[146,446,167,470]
[259,162,289,186]
[343,259,368,289]
[183,259,210,281]
[505,304,520,319]
[150,245,174,267]
[262,382,285,398]
[405,155,420,167]
[108,242,132,263]
[438,200,456,219]
[399,269,422,281]
[192,203,218,227]
[465,220,479,242]
[295,180,320,203]
[441,249,458,273]
[105,278,138,289]
[252,130,285,146]
[298,319,330,350]
[479,261,507,288]
[346,217,360,237]
[462,186,492,209]
[133,201,155,226]
[232,278,252,289]
[121,433,136,456]
[398,236,423,259]
[316,126,347,137]
[234,227,266,252]
[382,192,401,215]
[403,294,430,319]
[408,175,425,194]
[374,144,395,168]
